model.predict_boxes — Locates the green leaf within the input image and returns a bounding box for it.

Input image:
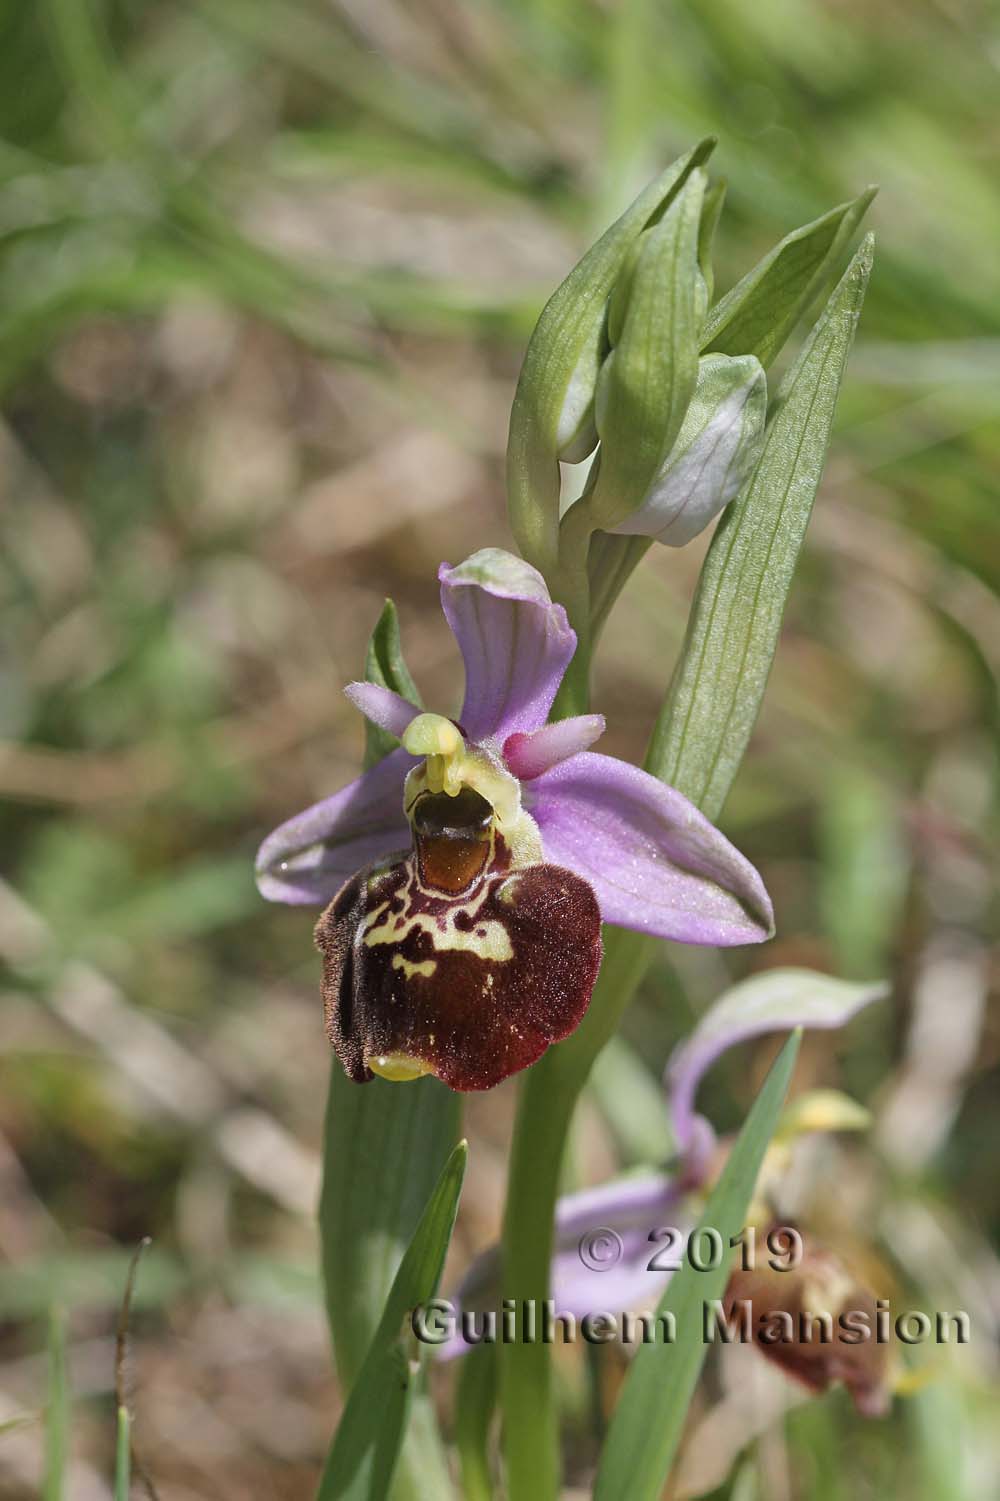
[320,1069,460,1497]
[362,600,423,769]
[316,1141,468,1501]
[114,1406,131,1501]
[320,1073,460,1377]
[593,1032,801,1501]
[319,600,456,1500]
[701,188,875,368]
[907,1382,977,1501]
[43,1308,69,1501]
[648,234,874,818]
[588,171,705,530]
[454,1345,497,1501]
[506,139,715,573]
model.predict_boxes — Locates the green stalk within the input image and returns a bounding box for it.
[114,1407,131,1501]
[499,929,654,1495]
[498,237,871,1497]
[502,486,655,1496]
[43,1308,68,1501]
[548,499,596,721]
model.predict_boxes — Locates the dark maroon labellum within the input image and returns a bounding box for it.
[314,789,602,1091]
[723,1229,890,1416]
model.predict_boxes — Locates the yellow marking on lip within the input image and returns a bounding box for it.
[367,1052,431,1082]
[361,866,514,964]
[391,953,437,979]
[364,905,513,964]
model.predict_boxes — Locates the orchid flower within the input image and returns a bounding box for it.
[441,968,890,1420]
[256,548,773,1092]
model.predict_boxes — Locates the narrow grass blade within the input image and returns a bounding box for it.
[649,235,874,817]
[593,1032,801,1501]
[114,1237,152,1501]
[43,1307,68,1501]
[588,1034,675,1163]
[316,1141,468,1501]
[115,1406,131,1501]
[454,1345,497,1501]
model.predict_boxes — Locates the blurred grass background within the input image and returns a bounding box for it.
[1,0,998,1496]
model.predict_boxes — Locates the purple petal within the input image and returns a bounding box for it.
[343,681,421,739]
[554,1173,683,1238]
[529,752,774,945]
[438,1174,685,1360]
[503,715,606,780]
[666,969,890,1152]
[548,1177,687,1324]
[674,1113,719,1188]
[255,748,412,905]
[439,549,576,742]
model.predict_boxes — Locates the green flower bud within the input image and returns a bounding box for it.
[585,170,706,532]
[612,352,766,547]
[554,341,604,464]
[506,140,715,574]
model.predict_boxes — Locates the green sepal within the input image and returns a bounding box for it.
[362,600,423,770]
[701,187,876,369]
[649,235,874,817]
[610,351,766,548]
[506,139,715,573]
[587,170,705,530]
[697,178,727,308]
[316,1141,468,1501]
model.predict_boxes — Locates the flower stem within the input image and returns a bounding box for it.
[501,485,660,1495]
[499,1061,578,1499]
[499,927,655,1498]
[549,498,596,720]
